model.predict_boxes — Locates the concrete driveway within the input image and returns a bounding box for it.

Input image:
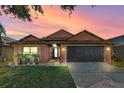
[67,62,124,88]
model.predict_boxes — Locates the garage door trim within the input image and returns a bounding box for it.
[66,45,104,62]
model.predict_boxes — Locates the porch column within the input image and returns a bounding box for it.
[104,45,112,64]
[13,44,22,65]
[60,44,66,63]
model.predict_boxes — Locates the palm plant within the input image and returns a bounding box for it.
[23,54,31,65]
[16,54,31,65]
[0,23,6,60]
[16,54,24,65]
[31,54,40,64]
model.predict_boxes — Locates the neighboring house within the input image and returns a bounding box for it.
[2,36,16,43]
[9,29,113,64]
[0,36,15,62]
[108,35,124,61]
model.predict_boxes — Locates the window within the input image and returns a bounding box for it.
[31,47,38,54]
[52,47,60,58]
[23,47,38,54]
[23,47,30,54]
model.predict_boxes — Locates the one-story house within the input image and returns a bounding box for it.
[9,29,113,64]
[108,35,124,61]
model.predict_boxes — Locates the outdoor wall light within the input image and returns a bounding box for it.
[106,47,110,51]
[52,44,57,47]
[62,48,65,51]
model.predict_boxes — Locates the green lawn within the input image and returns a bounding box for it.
[0,66,76,88]
[111,61,124,67]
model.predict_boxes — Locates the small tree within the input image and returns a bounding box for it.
[0,23,6,59]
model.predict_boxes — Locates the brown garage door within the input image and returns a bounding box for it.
[67,46,104,62]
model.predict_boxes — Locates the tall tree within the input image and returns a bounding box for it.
[0,23,6,56]
[0,5,76,59]
[0,5,76,21]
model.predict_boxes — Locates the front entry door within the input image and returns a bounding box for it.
[51,47,60,60]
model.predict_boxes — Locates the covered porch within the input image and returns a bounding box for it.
[41,43,66,64]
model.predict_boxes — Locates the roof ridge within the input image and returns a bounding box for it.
[67,30,104,41]
[19,34,40,42]
[83,30,104,41]
[45,29,73,38]
[66,31,83,40]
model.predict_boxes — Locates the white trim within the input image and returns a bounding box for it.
[66,44,105,46]
[21,44,41,55]
[65,45,67,63]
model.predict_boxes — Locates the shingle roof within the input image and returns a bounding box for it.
[19,34,40,42]
[9,34,42,44]
[107,35,124,46]
[9,29,114,45]
[43,29,73,40]
[108,35,124,42]
[67,30,104,41]
[2,36,15,43]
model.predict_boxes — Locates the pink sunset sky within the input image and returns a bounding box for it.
[0,5,124,40]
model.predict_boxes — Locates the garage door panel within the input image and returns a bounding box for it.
[67,46,104,62]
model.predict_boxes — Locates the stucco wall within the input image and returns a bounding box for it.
[60,44,66,63]
[13,45,22,64]
[40,44,50,63]
[13,44,112,64]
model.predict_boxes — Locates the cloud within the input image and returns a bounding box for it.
[1,5,124,39]
[6,29,28,36]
